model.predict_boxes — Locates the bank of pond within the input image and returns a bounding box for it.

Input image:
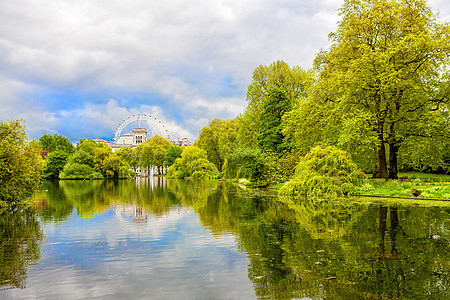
[1,178,448,299]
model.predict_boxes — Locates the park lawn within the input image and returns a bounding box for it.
[397,172,450,182]
[353,178,450,200]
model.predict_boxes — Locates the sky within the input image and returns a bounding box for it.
[1,0,449,143]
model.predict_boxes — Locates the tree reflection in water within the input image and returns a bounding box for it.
[0,210,43,290]
[2,179,448,299]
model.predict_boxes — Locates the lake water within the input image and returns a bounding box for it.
[1,178,449,299]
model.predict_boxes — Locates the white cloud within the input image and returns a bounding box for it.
[58,98,195,141]
[1,0,448,141]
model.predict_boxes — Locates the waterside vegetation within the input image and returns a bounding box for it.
[1,0,450,209]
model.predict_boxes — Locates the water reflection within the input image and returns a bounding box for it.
[1,178,449,299]
[0,210,43,290]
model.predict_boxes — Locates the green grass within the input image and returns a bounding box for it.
[353,178,450,200]
[397,172,450,182]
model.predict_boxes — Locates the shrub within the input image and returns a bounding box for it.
[280,145,366,198]
[59,163,103,179]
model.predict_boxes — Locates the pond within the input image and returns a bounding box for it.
[0,178,449,299]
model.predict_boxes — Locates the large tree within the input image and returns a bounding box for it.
[0,120,44,207]
[39,133,74,154]
[258,88,292,153]
[286,0,450,178]
[136,135,172,175]
[237,60,311,149]
[195,118,236,171]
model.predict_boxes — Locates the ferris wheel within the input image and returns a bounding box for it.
[114,114,170,143]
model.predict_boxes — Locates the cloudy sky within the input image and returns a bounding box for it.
[1,0,449,142]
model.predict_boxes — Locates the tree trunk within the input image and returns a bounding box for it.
[378,205,388,254]
[389,143,399,179]
[378,142,389,179]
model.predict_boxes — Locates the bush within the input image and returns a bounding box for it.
[59,163,103,179]
[280,146,366,198]
[264,150,302,184]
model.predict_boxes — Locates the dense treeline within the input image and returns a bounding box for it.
[1,0,449,207]
[0,119,186,210]
[39,134,184,180]
[192,0,450,195]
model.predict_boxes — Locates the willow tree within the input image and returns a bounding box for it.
[286,0,449,179]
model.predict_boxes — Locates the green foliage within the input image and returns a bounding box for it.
[257,88,292,153]
[115,147,137,170]
[236,60,311,149]
[59,162,102,179]
[301,0,450,179]
[147,135,173,174]
[280,146,366,198]
[189,158,220,180]
[264,151,302,185]
[166,146,219,179]
[224,148,267,185]
[39,133,74,154]
[165,145,183,167]
[354,178,450,199]
[43,150,69,179]
[0,120,44,207]
[69,149,93,167]
[195,118,237,171]
[59,139,103,179]
[166,157,188,179]
[76,139,100,156]
[135,135,172,174]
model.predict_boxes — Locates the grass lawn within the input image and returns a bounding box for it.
[353,172,450,200]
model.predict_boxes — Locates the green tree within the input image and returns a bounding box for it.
[0,120,44,208]
[135,142,152,174]
[165,145,183,167]
[236,60,311,148]
[76,139,100,156]
[59,140,105,179]
[296,0,450,179]
[195,118,237,171]
[257,88,292,153]
[135,135,172,175]
[224,148,267,185]
[93,145,135,178]
[39,133,74,154]
[166,146,219,179]
[147,135,172,174]
[43,150,69,179]
[115,147,138,171]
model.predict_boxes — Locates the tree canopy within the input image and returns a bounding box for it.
[39,133,74,154]
[284,0,450,179]
[0,120,44,209]
[258,87,292,153]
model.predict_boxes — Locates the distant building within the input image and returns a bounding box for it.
[133,128,147,145]
[172,137,193,147]
[116,134,133,145]
[98,126,193,152]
